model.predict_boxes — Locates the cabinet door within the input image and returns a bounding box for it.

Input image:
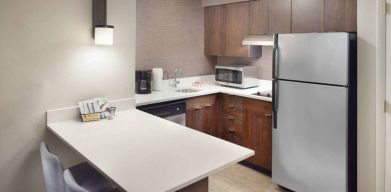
[292,0,323,33]
[324,0,356,32]
[269,0,292,34]
[249,0,269,34]
[205,5,225,56]
[244,98,273,171]
[344,0,357,32]
[186,95,217,135]
[324,0,345,32]
[203,102,218,137]
[221,115,246,146]
[224,2,260,57]
[186,106,204,132]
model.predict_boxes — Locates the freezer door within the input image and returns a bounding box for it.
[272,81,348,192]
[277,33,350,86]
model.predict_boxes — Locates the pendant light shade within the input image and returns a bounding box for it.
[94,25,114,45]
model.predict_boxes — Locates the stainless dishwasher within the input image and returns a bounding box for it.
[136,100,186,126]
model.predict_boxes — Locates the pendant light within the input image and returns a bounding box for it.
[93,0,114,45]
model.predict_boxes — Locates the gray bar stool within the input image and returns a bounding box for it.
[40,142,121,192]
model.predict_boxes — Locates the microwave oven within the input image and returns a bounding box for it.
[215,65,259,89]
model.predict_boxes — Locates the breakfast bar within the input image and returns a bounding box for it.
[47,109,254,192]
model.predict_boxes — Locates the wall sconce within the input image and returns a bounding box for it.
[93,0,114,45]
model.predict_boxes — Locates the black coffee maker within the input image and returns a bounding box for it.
[135,70,152,94]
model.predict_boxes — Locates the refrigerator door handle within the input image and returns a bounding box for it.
[272,34,279,79]
[272,80,278,129]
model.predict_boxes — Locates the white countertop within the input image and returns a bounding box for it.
[136,75,272,106]
[48,109,254,192]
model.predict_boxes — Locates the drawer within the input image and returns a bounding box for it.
[221,115,246,145]
[222,115,244,134]
[221,94,243,114]
[187,94,216,110]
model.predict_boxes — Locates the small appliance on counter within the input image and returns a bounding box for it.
[136,70,152,94]
[215,64,259,89]
[152,68,163,91]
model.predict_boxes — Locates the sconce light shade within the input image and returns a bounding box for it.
[94,25,114,45]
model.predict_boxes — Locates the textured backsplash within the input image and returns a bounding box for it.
[136,0,272,80]
[217,47,273,80]
[136,0,215,79]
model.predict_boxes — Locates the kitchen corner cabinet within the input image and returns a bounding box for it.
[204,2,262,57]
[243,98,273,171]
[186,95,218,137]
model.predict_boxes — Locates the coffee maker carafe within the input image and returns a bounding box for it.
[136,70,152,94]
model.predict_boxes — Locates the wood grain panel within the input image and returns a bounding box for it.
[292,0,323,33]
[249,0,269,34]
[268,0,292,34]
[345,0,357,32]
[177,178,208,192]
[205,5,225,56]
[324,0,345,32]
[243,98,272,171]
[224,2,254,57]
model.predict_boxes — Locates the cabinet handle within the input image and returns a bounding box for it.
[194,106,202,110]
[227,116,234,120]
[228,104,235,109]
[205,104,212,108]
[228,127,235,133]
[265,114,272,118]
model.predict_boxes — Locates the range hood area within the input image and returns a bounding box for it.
[242,34,275,46]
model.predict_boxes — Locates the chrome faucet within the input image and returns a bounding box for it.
[173,67,182,88]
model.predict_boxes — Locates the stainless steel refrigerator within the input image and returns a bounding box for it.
[272,33,357,192]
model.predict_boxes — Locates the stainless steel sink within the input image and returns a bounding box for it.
[176,88,200,93]
[252,91,272,98]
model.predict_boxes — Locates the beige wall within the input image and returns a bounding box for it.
[357,0,385,191]
[0,0,136,191]
[136,0,216,78]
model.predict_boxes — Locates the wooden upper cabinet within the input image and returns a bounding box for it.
[269,0,292,34]
[249,0,269,34]
[205,5,225,56]
[324,0,345,32]
[292,0,323,33]
[344,0,357,32]
[324,0,357,32]
[204,2,261,57]
[224,2,261,57]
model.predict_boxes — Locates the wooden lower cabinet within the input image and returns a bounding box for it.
[186,94,272,172]
[243,98,273,171]
[186,95,218,137]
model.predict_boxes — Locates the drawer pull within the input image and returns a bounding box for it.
[228,127,235,133]
[205,104,212,108]
[194,106,202,110]
[265,114,272,118]
[228,104,235,109]
[227,116,234,120]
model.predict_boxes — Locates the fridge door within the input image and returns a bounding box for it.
[272,80,347,192]
[277,33,350,86]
